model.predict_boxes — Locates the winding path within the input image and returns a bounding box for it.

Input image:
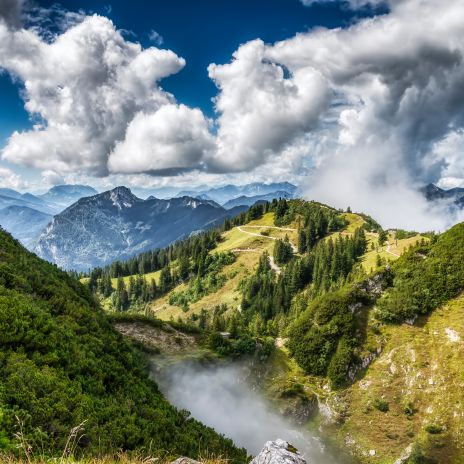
[385,243,401,257]
[233,225,301,274]
[236,226,298,253]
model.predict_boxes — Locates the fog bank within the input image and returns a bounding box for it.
[151,360,344,463]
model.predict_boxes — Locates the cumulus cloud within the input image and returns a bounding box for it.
[0,166,27,189]
[0,14,185,175]
[426,130,464,190]
[3,0,464,229]
[260,0,464,229]
[108,104,214,174]
[207,39,328,172]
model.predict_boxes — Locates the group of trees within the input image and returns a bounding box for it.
[93,250,236,312]
[312,229,367,293]
[168,252,235,311]
[273,236,294,265]
[86,224,238,311]
[377,223,464,322]
[287,286,371,388]
[271,198,347,234]
[91,228,223,280]
[239,224,367,336]
[111,275,158,311]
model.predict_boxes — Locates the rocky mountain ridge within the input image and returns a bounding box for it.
[35,186,247,271]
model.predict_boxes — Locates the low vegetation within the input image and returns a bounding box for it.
[0,229,247,462]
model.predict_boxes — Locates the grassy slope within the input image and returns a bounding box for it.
[150,212,299,321]
[361,232,425,273]
[141,212,426,324]
[338,294,464,462]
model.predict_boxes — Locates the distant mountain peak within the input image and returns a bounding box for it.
[34,187,245,270]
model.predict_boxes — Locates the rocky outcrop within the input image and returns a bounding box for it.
[251,439,307,464]
[171,458,201,464]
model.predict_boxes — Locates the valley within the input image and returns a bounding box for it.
[82,198,462,464]
[1,194,462,464]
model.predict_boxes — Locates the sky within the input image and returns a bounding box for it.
[1,0,464,229]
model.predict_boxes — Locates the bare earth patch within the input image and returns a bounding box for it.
[115,321,198,354]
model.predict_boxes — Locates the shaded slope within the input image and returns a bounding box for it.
[0,228,246,461]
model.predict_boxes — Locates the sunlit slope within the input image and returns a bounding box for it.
[338,293,464,463]
[151,212,299,321]
[327,212,428,272]
[143,211,426,322]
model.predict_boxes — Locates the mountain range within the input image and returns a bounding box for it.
[222,190,293,209]
[34,186,248,271]
[176,182,297,204]
[2,181,462,273]
[0,184,98,246]
[422,183,464,206]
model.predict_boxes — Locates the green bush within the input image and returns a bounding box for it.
[287,286,369,378]
[373,399,390,412]
[425,424,444,434]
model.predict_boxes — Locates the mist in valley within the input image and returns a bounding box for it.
[151,359,346,463]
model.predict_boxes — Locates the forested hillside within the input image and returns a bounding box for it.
[81,197,464,463]
[0,229,246,462]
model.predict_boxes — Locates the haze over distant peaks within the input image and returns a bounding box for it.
[176,182,297,205]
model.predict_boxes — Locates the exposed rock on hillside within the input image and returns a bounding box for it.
[251,440,307,464]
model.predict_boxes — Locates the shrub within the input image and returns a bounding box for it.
[425,424,444,434]
[288,286,369,378]
[373,399,390,412]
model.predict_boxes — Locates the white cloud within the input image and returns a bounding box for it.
[0,14,185,175]
[207,39,328,172]
[0,166,28,189]
[2,0,464,230]
[261,0,464,229]
[427,130,464,189]
[108,104,214,174]
[148,29,163,45]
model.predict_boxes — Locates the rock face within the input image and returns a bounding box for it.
[251,439,307,464]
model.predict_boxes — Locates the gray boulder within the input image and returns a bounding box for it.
[171,458,201,464]
[251,439,307,464]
